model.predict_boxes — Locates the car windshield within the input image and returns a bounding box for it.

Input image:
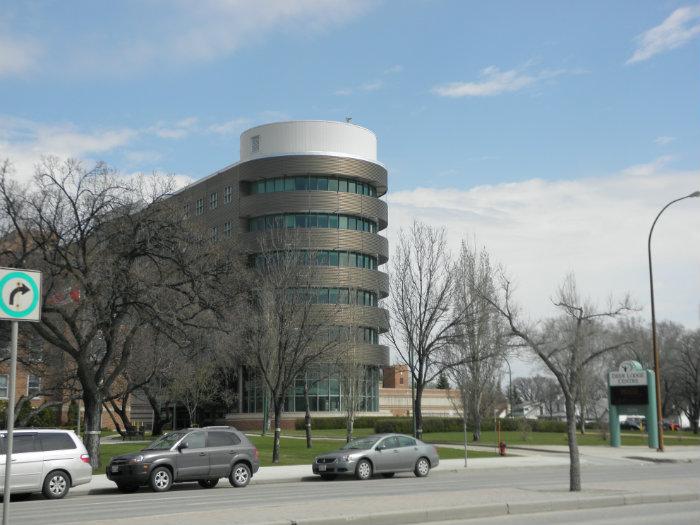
[144,432,187,450]
[341,437,380,450]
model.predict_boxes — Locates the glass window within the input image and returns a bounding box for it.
[224,186,232,203]
[256,181,265,193]
[274,178,284,192]
[196,198,204,215]
[295,177,308,191]
[317,214,328,228]
[317,288,329,304]
[224,221,232,236]
[329,214,339,228]
[285,215,295,228]
[207,431,240,447]
[183,431,206,449]
[328,178,338,192]
[338,216,348,229]
[329,288,339,304]
[256,217,265,231]
[338,179,348,192]
[211,226,218,241]
[0,374,7,398]
[307,214,317,228]
[339,252,349,267]
[348,180,356,194]
[265,179,275,193]
[397,436,416,447]
[40,433,76,451]
[329,252,339,266]
[348,217,357,230]
[284,178,295,191]
[27,374,41,397]
[251,135,260,153]
[348,252,357,267]
[308,177,318,191]
[210,192,218,209]
[338,288,349,304]
[317,177,328,191]
[295,215,307,228]
[12,434,38,453]
[380,436,400,449]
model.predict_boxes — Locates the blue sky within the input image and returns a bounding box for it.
[2,1,699,345]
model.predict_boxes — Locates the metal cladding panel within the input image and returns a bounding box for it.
[308,267,389,297]
[240,121,377,163]
[240,192,388,229]
[344,344,390,367]
[238,155,388,195]
[241,230,389,263]
[311,304,389,332]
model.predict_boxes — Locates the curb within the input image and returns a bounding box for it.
[274,491,700,525]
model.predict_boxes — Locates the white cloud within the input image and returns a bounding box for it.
[37,0,374,76]
[384,64,403,75]
[654,136,675,146]
[335,79,384,96]
[432,65,570,98]
[627,6,700,64]
[0,34,41,76]
[386,163,700,328]
[208,117,251,136]
[150,117,199,139]
[0,116,137,182]
[621,155,673,177]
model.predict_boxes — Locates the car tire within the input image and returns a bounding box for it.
[229,463,251,488]
[414,457,430,478]
[42,470,70,499]
[149,466,173,492]
[320,474,337,481]
[355,459,372,480]
[116,483,139,493]
[381,472,395,478]
[198,479,219,489]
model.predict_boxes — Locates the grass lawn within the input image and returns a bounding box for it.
[94,434,495,472]
[421,430,700,447]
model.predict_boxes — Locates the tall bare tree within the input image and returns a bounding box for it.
[386,221,462,439]
[0,158,239,466]
[447,242,506,441]
[241,232,338,463]
[487,273,633,491]
[512,375,560,417]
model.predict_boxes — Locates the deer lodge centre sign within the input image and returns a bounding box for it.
[608,360,658,448]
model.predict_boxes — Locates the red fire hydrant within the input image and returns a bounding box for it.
[498,441,507,456]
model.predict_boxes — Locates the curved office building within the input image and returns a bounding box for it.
[178,121,389,414]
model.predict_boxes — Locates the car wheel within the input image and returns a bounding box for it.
[414,457,430,478]
[229,463,251,488]
[149,466,173,492]
[198,479,219,489]
[355,459,372,480]
[116,483,139,493]
[42,470,70,499]
[320,474,337,481]
[381,472,395,478]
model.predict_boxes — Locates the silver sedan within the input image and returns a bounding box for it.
[312,433,439,481]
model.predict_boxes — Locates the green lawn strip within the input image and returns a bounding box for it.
[434,447,497,459]
[283,428,375,440]
[422,430,700,447]
[97,442,145,473]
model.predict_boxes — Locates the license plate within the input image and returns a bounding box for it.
[111,465,119,473]
[318,464,326,472]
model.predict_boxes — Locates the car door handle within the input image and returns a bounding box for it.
[198,452,207,456]
[393,450,399,454]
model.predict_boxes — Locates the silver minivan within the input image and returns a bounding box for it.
[0,429,92,499]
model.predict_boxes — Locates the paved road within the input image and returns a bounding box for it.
[429,500,700,525]
[4,461,699,524]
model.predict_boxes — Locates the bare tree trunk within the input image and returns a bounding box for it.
[272,402,283,464]
[565,394,581,492]
[103,402,124,436]
[83,395,103,469]
[304,382,312,449]
[463,414,468,468]
[415,384,424,439]
[143,388,166,436]
[346,413,355,443]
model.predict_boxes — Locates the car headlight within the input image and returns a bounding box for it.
[340,455,351,462]
[128,455,144,464]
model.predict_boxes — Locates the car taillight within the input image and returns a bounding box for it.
[253,448,259,460]
[80,454,91,464]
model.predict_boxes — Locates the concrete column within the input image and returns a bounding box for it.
[646,370,659,449]
[609,402,620,447]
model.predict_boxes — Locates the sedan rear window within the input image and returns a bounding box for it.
[40,432,77,451]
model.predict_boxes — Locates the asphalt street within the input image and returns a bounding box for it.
[4,461,699,524]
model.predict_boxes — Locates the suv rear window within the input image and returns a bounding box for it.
[207,431,241,447]
[40,432,77,451]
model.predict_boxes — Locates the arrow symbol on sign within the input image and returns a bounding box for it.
[9,282,30,306]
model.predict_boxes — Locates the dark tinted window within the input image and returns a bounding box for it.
[12,434,38,453]
[397,436,416,447]
[184,431,205,449]
[207,431,241,447]
[40,432,77,451]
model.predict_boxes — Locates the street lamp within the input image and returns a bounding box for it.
[648,190,700,452]
[502,356,513,418]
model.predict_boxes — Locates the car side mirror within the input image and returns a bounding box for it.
[376,445,385,451]
[178,442,188,452]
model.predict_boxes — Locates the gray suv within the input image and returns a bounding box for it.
[106,426,259,493]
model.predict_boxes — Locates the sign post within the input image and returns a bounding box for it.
[1,268,42,525]
[608,360,658,449]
